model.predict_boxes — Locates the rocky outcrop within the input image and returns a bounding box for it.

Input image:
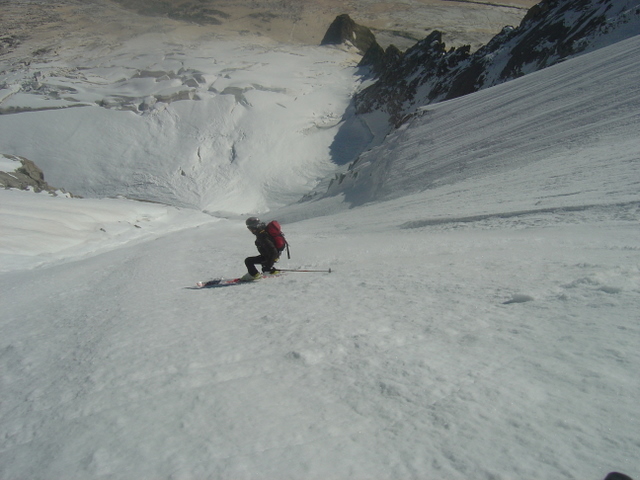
[320,14,377,56]
[348,0,640,126]
[356,30,473,126]
[0,154,66,194]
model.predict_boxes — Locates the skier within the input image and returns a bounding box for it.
[241,217,280,282]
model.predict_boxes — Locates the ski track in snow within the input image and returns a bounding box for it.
[1,27,640,480]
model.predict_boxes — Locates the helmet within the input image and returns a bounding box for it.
[245,217,263,230]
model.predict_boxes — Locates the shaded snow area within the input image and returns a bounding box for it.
[1,30,639,480]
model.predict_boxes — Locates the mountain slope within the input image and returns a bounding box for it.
[355,0,640,126]
[1,30,639,480]
[319,34,640,208]
[0,35,360,214]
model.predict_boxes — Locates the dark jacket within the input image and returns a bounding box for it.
[254,229,279,266]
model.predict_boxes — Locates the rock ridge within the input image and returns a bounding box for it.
[323,0,640,127]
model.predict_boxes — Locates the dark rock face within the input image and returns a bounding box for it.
[355,30,473,127]
[320,14,377,56]
[348,0,640,126]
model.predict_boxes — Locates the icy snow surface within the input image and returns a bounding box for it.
[1,28,639,480]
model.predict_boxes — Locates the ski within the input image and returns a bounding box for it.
[194,272,284,289]
[190,268,329,289]
[277,268,332,273]
[196,278,241,288]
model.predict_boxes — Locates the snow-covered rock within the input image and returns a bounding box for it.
[355,0,640,127]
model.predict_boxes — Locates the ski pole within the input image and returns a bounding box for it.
[277,268,332,273]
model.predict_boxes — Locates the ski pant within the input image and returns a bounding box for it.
[245,255,270,276]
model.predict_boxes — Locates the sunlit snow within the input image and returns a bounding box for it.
[0,24,639,480]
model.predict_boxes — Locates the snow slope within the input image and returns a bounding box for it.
[0,35,360,214]
[320,34,640,211]
[1,32,639,480]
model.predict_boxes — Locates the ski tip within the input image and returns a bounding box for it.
[196,278,224,288]
[328,267,332,273]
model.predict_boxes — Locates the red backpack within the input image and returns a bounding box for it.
[266,220,290,258]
